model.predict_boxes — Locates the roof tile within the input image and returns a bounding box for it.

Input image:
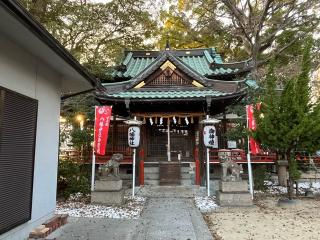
[107,89,227,99]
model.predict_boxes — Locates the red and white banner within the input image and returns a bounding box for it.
[94,106,112,155]
[247,104,261,154]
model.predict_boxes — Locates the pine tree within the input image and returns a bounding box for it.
[254,38,320,199]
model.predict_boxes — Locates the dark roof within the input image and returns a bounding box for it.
[1,0,98,88]
[99,89,243,100]
[113,48,251,80]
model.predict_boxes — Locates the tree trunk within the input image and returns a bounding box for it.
[277,160,288,186]
[287,151,294,200]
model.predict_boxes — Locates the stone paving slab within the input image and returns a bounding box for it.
[134,185,207,198]
[47,218,140,240]
[133,197,212,240]
[47,186,213,240]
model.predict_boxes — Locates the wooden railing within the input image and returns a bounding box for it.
[207,149,277,164]
[60,148,320,165]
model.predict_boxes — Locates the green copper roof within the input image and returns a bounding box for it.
[245,79,259,89]
[106,89,229,99]
[113,48,240,79]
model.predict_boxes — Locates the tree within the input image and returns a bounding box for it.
[254,38,320,199]
[21,0,157,80]
[184,0,320,79]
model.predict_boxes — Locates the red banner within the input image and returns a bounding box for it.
[94,106,112,155]
[247,104,261,154]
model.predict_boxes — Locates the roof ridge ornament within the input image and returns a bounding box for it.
[165,39,170,51]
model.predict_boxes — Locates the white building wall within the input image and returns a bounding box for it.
[0,36,62,240]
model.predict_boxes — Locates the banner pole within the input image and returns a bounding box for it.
[132,148,136,197]
[207,148,210,196]
[206,115,210,196]
[91,106,96,192]
[246,105,254,198]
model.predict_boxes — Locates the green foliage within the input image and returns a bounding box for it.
[253,166,268,191]
[60,93,96,161]
[21,0,157,80]
[254,38,320,197]
[70,127,93,153]
[57,160,91,199]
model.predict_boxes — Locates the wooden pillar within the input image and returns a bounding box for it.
[198,116,205,186]
[112,114,116,152]
[223,110,227,149]
[139,158,144,185]
[142,122,147,160]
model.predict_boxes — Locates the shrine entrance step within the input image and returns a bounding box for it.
[159,162,181,186]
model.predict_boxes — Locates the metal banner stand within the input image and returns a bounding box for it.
[91,107,96,192]
[206,147,210,196]
[246,105,254,198]
[124,116,143,198]
[132,148,136,197]
[201,115,220,197]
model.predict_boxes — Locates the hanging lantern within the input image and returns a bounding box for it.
[173,116,177,124]
[185,117,189,125]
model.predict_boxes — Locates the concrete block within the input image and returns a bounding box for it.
[91,189,124,205]
[60,214,68,225]
[216,191,253,206]
[29,227,50,239]
[220,181,248,192]
[95,179,123,191]
[34,225,45,232]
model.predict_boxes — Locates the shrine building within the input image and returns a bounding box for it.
[95,46,268,186]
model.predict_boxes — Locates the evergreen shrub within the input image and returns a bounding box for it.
[57,159,91,199]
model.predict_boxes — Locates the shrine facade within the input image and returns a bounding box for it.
[96,46,260,185]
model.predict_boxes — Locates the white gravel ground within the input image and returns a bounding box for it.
[55,195,146,219]
[260,180,320,195]
[194,196,219,212]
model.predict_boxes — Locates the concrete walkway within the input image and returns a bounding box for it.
[133,197,212,240]
[47,186,213,240]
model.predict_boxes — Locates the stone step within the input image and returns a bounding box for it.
[181,179,192,186]
[144,167,159,173]
[144,173,191,179]
[181,167,193,173]
[144,179,159,186]
[181,173,192,179]
[144,173,159,180]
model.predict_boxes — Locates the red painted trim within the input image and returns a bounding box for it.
[195,159,200,185]
[139,160,144,185]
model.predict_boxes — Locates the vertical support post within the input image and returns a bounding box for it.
[167,119,171,161]
[132,148,136,197]
[91,152,96,192]
[140,160,144,185]
[246,105,254,198]
[195,159,200,185]
[206,148,210,196]
[194,147,200,185]
[206,114,210,196]
[91,107,96,192]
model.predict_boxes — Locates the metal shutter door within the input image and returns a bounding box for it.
[0,87,38,234]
